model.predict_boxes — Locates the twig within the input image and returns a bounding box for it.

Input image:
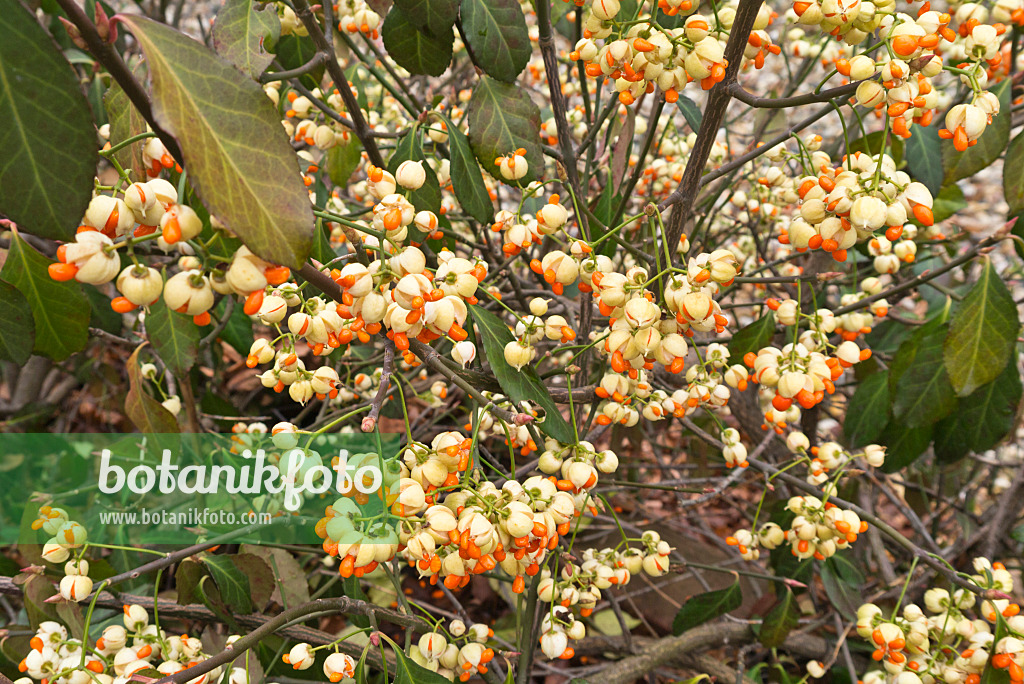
[361,340,394,432]
[726,80,861,109]
[55,0,183,164]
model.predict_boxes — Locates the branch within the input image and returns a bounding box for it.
[659,0,763,259]
[362,340,395,432]
[55,0,183,164]
[726,80,861,109]
[292,0,386,168]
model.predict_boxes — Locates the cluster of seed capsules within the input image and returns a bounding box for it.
[725,437,886,561]
[572,0,782,104]
[842,558,1024,684]
[405,619,498,680]
[16,607,223,684]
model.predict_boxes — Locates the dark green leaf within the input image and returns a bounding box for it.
[1006,130,1024,216]
[890,320,956,427]
[943,79,1011,184]
[877,421,932,472]
[944,260,1019,396]
[820,556,863,621]
[270,34,323,88]
[382,6,453,77]
[759,588,800,649]
[175,558,206,605]
[343,575,371,628]
[0,1,97,241]
[0,279,35,365]
[470,304,575,443]
[146,299,200,378]
[84,283,123,334]
[981,615,1012,684]
[203,553,252,614]
[906,122,943,195]
[229,552,275,611]
[212,0,281,79]
[676,95,702,132]
[468,76,543,186]
[394,0,458,36]
[727,312,775,365]
[387,128,441,214]
[56,600,85,640]
[442,114,493,224]
[933,361,1021,463]
[212,298,254,355]
[0,233,89,361]
[23,574,59,629]
[121,16,315,268]
[672,581,743,635]
[843,370,889,447]
[460,0,531,83]
[125,343,179,432]
[930,183,967,223]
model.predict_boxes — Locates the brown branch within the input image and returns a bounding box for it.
[362,340,395,432]
[726,80,861,109]
[658,0,763,260]
[292,0,386,168]
[55,0,183,164]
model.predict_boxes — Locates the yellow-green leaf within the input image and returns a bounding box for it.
[119,15,314,268]
[212,0,281,79]
[104,74,150,183]
[943,259,1020,396]
[0,233,89,361]
[0,1,97,240]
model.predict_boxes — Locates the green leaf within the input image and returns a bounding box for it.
[0,233,89,361]
[759,588,800,649]
[821,555,864,621]
[387,128,441,215]
[906,122,943,195]
[727,311,775,365]
[890,320,956,427]
[175,558,206,605]
[229,553,275,611]
[381,6,453,77]
[104,75,150,183]
[981,614,1012,684]
[470,304,576,443]
[676,95,702,132]
[203,553,252,614]
[270,34,323,88]
[240,543,311,609]
[877,421,932,472]
[460,0,531,83]
[125,343,180,433]
[326,138,363,188]
[212,0,281,79]
[943,79,1011,184]
[930,183,967,223]
[1005,130,1024,216]
[0,1,97,241]
[944,260,1020,396]
[933,360,1022,463]
[394,0,458,38]
[467,76,543,186]
[212,297,254,355]
[0,280,35,365]
[120,16,314,268]
[393,646,453,684]
[441,114,493,224]
[672,581,742,635]
[146,299,200,378]
[843,370,889,448]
